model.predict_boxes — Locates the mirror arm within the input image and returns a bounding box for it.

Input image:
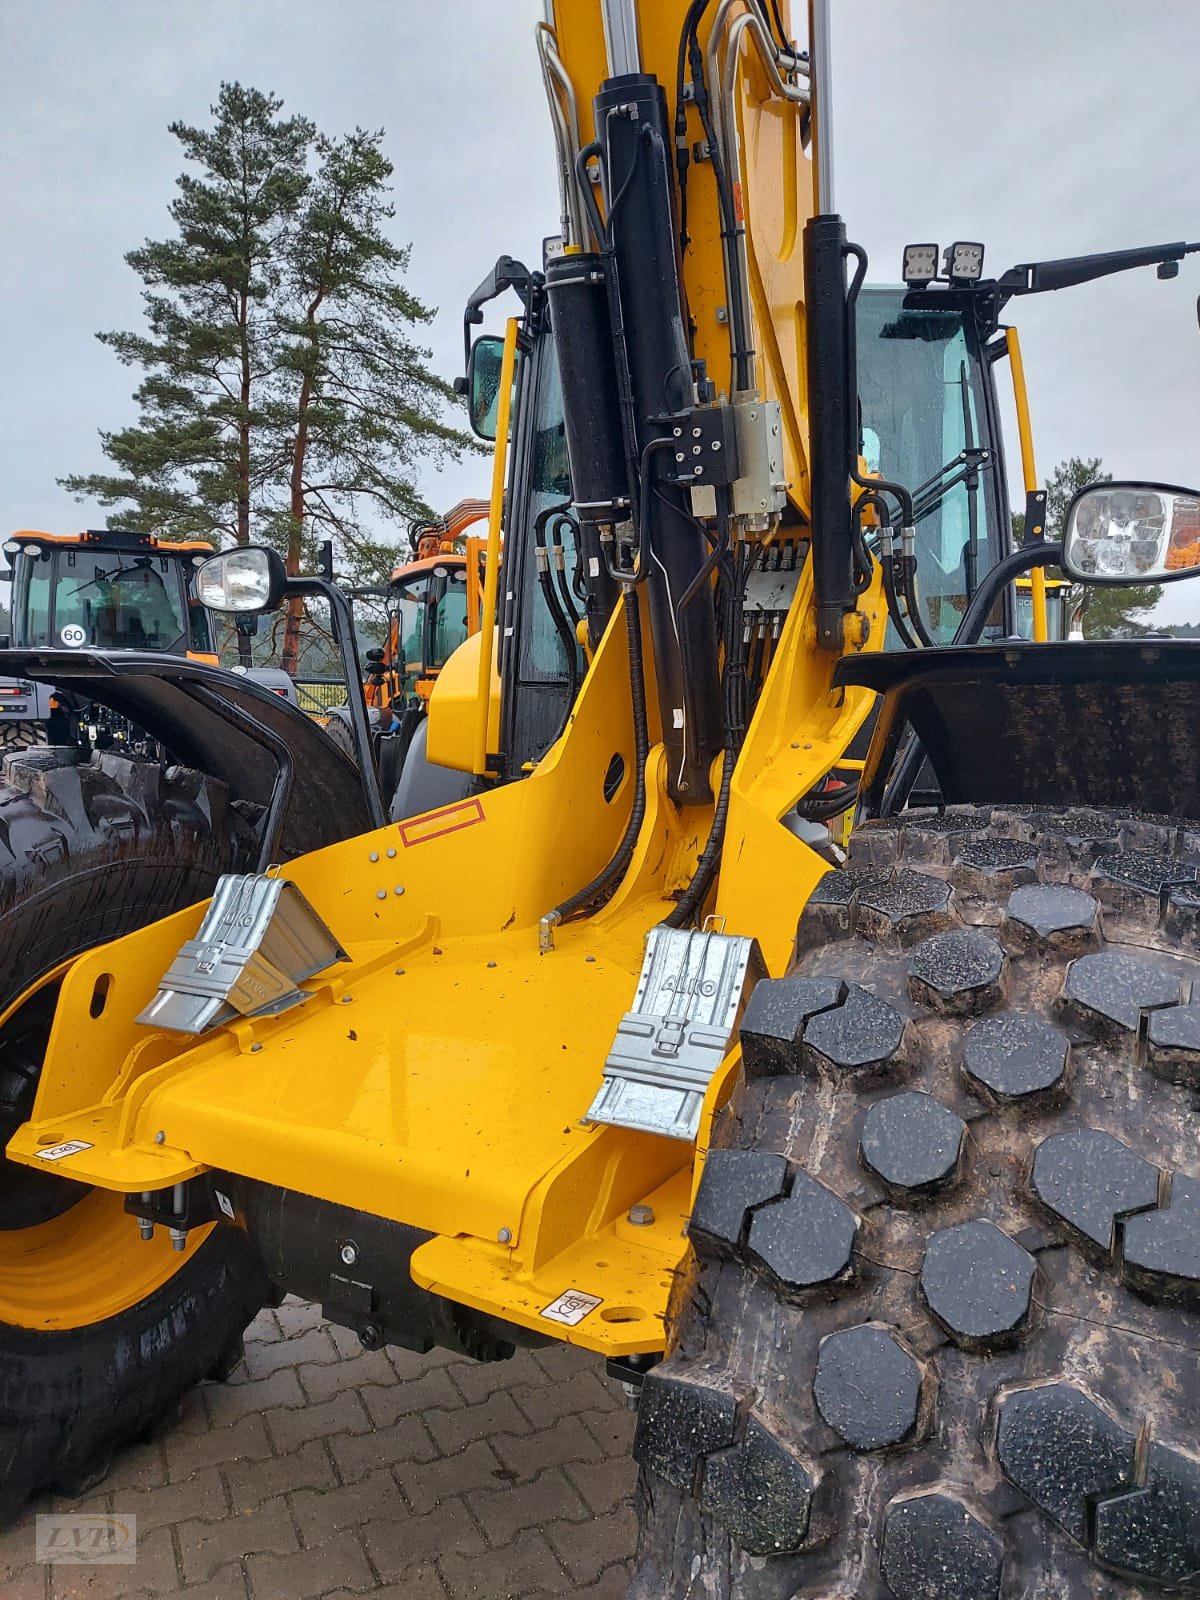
[997,241,1198,305]
[283,575,388,829]
[951,540,1063,647]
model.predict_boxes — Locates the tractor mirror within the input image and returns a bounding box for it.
[1062,481,1200,585]
[466,335,506,441]
[196,546,289,613]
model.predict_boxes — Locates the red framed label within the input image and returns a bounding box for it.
[397,797,486,848]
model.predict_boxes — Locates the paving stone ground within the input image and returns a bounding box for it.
[0,1299,639,1599]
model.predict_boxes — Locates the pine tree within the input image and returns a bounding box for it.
[62,88,478,674]
[61,84,312,547]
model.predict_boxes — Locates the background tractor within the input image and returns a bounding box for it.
[2,4,1200,1598]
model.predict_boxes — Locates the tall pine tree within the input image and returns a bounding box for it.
[63,85,477,673]
[61,85,312,546]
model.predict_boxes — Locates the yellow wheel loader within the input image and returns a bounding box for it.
[4,3,1200,1594]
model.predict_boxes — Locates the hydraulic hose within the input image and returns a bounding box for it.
[549,514,582,627]
[538,586,649,950]
[534,505,581,709]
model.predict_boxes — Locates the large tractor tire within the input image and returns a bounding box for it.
[0,722,47,755]
[632,805,1200,1598]
[0,747,269,1518]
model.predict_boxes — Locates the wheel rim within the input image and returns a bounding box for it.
[0,974,212,1332]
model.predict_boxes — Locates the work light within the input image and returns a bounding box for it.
[902,244,938,287]
[946,241,985,283]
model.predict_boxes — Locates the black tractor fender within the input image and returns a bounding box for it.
[0,648,372,862]
[838,639,1200,819]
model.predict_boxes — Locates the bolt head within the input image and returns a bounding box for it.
[628,1203,655,1226]
[340,1241,358,1266]
[498,1227,513,1244]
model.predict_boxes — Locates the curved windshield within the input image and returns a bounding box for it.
[857,287,998,644]
[18,549,189,652]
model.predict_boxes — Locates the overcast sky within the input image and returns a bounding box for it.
[3,0,1198,614]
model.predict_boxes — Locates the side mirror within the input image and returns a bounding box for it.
[196,546,289,613]
[465,335,507,442]
[1062,481,1200,584]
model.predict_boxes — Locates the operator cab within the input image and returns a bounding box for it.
[3,530,214,656]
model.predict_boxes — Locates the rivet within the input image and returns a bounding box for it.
[585,955,596,963]
[497,1227,513,1244]
[341,996,354,1005]
[369,851,379,862]
[394,886,405,896]
[395,968,406,976]
[154,1130,166,1145]
[487,960,498,969]
[376,889,387,900]
[386,847,397,858]
[250,1042,263,1054]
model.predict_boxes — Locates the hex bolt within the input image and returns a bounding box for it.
[359,1323,382,1350]
[340,1241,359,1267]
[250,1042,263,1053]
[497,1227,513,1245]
[628,1204,655,1226]
[341,995,354,1005]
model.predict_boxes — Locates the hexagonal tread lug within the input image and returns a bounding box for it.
[633,1370,738,1491]
[802,982,909,1079]
[859,1091,965,1194]
[880,1491,1004,1600]
[963,1013,1069,1102]
[747,1171,859,1293]
[1059,949,1182,1035]
[951,836,1039,891]
[995,1380,1138,1543]
[688,1149,790,1261]
[920,1219,1036,1350]
[1146,1003,1200,1088]
[738,975,846,1078]
[813,1323,926,1449]
[1122,1174,1200,1307]
[1094,851,1197,917]
[796,867,890,949]
[1094,1441,1200,1587]
[699,1412,821,1555]
[1030,1128,1161,1254]
[1003,883,1100,951]
[908,929,1006,1016]
[854,869,956,945]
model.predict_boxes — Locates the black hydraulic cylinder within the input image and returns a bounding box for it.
[804,214,857,649]
[544,253,622,648]
[596,74,722,803]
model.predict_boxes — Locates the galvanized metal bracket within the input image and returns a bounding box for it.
[585,924,761,1141]
[137,873,348,1035]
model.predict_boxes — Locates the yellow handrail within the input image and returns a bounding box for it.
[472,318,519,775]
[1005,325,1048,642]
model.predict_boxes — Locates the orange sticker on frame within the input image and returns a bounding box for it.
[397,797,486,847]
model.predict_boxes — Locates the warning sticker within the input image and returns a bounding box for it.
[34,1139,93,1162]
[540,1289,603,1327]
[215,1190,236,1220]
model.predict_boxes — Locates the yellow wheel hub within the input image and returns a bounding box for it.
[0,1191,213,1332]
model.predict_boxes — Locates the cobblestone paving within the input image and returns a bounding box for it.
[0,1299,639,1599]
